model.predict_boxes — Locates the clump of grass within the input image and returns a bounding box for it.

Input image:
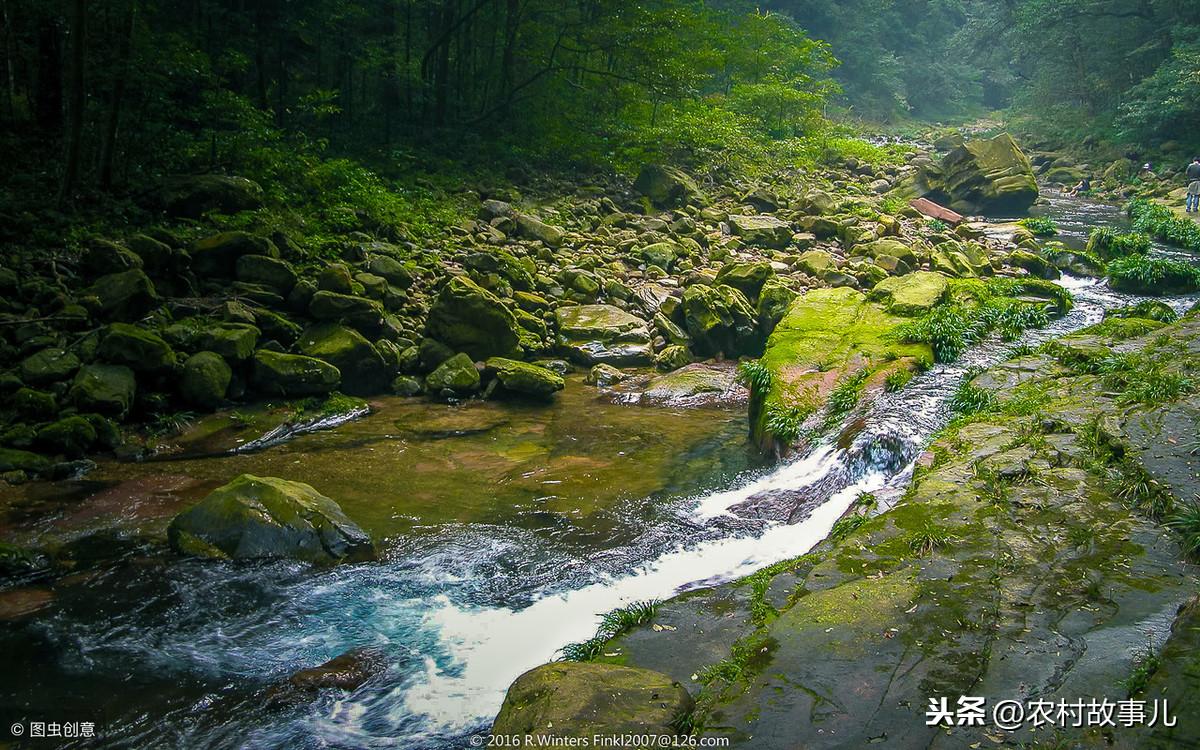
[695,633,773,686]
[1120,641,1162,697]
[1105,300,1178,324]
[884,368,913,392]
[825,369,870,426]
[1107,255,1200,295]
[949,380,996,416]
[560,599,661,661]
[927,218,949,233]
[147,411,198,437]
[1128,197,1200,251]
[737,359,773,393]
[1096,352,1195,405]
[765,403,812,444]
[906,523,955,556]
[830,514,868,543]
[1086,226,1151,259]
[1165,498,1200,558]
[1019,216,1059,236]
[880,195,907,215]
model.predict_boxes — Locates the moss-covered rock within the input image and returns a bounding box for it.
[191,231,277,277]
[869,271,949,316]
[18,347,81,385]
[493,662,692,743]
[236,254,297,294]
[715,261,775,300]
[68,364,137,418]
[654,344,693,372]
[366,256,415,288]
[159,175,264,218]
[0,447,52,474]
[180,351,233,409]
[485,357,565,398]
[87,268,159,322]
[81,240,143,276]
[35,416,97,458]
[794,249,837,277]
[555,304,653,366]
[198,323,260,362]
[168,474,375,564]
[98,323,176,371]
[515,214,566,247]
[425,352,481,394]
[251,350,341,396]
[11,387,56,419]
[935,132,1039,214]
[681,283,762,358]
[298,323,389,395]
[425,276,521,360]
[1007,249,1060,280]
[633,164,702,208]
[850,238,919,270]
[728,215,792,249]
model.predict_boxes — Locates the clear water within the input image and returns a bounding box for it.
[1,194,1197,750]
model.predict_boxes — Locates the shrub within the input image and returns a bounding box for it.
[1086,227,1151,259]
[738,359,773,393]
[1019,216,1058,236]
[1128,198,1200,251]
[884,369,913,392]
[1107,255,1200,295]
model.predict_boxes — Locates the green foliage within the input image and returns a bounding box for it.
[1128,199,1200,252]
[1120,642,1163,698]
[905,523,955,556]
[560,600,661,662]
[884,369,913,392]
[830,514,868,543]
[950,381,996,416]
[1166,499,1200,559]
[825,369,870,426]
[880,195,907,215]
[1107,255,1200,295]
[765,403,813,444]
[738,360,774,393]
[1096,353,1195,406]
[927,219,949,233]
[1087,227,1150,260]
[1018,216,1058,236]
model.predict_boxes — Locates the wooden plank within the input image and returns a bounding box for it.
[909,197,964,225]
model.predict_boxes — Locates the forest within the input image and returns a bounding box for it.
[2,2,1200,749]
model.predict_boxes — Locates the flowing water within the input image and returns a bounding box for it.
[1,194,1197,749]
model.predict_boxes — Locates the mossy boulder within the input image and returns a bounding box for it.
[191,231,277,277]
[35,416,97,458]
[466,249,535,291]
[18,347,81,385]
[640,241,681,272]
[159,175,264,218]
[98,323,176,371]
[931,242,992,278]
[870,271,949,316]
[236,254,297,294]
[1008,249,1060,280]
[728,214,792,249]
[180,351,232,409]
[681,283,762,358]
[425,276,521,360]
[298,323,389,395]
[0,447,52,474]
[168,474,375,564]
[795,249,837,277]
[654,344,693,372]
[12,387,56,419]
[87,268,159,322]
[851,238,919,270]
[366,256,415,288]
[515,214,566,247]
[308,290,385,327]
[633,164,702,208]
[756,278,799,334]
[68,364,136,418]
[484,357,565,398]
[493,662,692,743]
[555,304,653,366]
[81,240,143,276]
[425,352,481,394]
[199,323,260,362]
[936,133,1039,214]
[715,261,775,300]
[251,350,340,396]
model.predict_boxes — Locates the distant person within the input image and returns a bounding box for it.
[1139,162,1156,180]
[1068,176,1091,196]
[1187,158,1200,213]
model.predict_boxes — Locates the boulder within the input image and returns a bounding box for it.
[298,323,389,395]
[283,647,387,694]
[87,269,159,322]
[367,256,415,288]
[1008,250,1060,280]
[485,357,565,398]
[633,164,702,208]
[425,276,521,360]
[425,352,481,394]
[640,241,681,272]
[515,214,566,247]
[168,474,375,564]
[936,133,1039,214]
[555,305,653,366]
[757,278,798,334]
[191,232,276,277]
[466,250,534,291]
[681,284,762,358]
[587,364,628,387]
[641,362,741,405]
[159,175,264,218]
[653,344,692,372]
[728,214,792,249]
[251,350,340,396]
[715,261,775,300]
[69,364,136,418]
[236,254,296,294]
[180,352,232,410]
[98,323,176,371]
[308,290,386,329]
[0,447,52,475]
[199,323,260,361]
[851,238,919,270]
[18,348,80,386]
[35,416,97,458]
[81,240,143,276]
[870,271,949,316]
[493,662,692,742]
[795,249,837,277]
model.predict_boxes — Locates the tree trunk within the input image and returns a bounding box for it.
[99,0,135,190]
[35,12,63,132]
[58,0,86,206]
[1,0,16,118]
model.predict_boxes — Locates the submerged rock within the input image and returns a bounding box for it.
[168,474,375,564]
[493,662,692,742]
